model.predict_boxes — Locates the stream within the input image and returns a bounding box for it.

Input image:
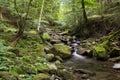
[63,42,120,80]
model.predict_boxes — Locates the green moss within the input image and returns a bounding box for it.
[94,45,107,59]
[42,33,51,41]
[35,63,49,73]
[10,66,26,74]
[55,56,63,62]
[23,56,35,63]
[36,57,47,63]
[52,44,71,59]
[93,39,110,60]
[25,65,37,74]
[36,44,45,57]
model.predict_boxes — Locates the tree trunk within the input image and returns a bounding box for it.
[11,0,32,46]
[14,0,32,38]
[37,0,45,32]
[100,0,104,17]
[0,7,3,20]
[72,0,76,25]
[81,0,88,23]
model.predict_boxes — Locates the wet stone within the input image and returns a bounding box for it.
[113,63,120,69]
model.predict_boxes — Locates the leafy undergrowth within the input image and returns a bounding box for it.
[0,34,47,79]
[0,25,56,80]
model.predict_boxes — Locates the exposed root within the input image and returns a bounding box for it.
[10,36,20,47]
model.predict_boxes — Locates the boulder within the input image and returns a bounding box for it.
[77,46,86,55]
[77,46,92,56]
[93,45,108,60]
[51,44,72,59]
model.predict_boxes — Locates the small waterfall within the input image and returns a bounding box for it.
[72,51,86,59]
[71,43,86,59]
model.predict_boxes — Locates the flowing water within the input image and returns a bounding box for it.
[64,42,120,80]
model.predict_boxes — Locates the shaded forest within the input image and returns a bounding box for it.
[0,0,120,80]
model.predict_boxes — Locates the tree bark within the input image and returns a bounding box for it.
[81,0,88,23]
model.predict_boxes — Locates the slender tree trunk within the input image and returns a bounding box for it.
[37,0,45,32]
[100,0,104,17]
[72,0,75,12]
[11,0,32,46]
[0,9,3,20]
[72,0,76,24]
[14,0,32,38]
[81,0,88,23]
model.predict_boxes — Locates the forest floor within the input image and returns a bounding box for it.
[0,12,120,80]
[0,23,120,80]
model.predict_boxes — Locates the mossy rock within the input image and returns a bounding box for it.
[0,71,18,80]
[33,73,50,80]
[55,56,63,62]
[47,63,57,70]
[35,63,49,73]
[55,61,65,69]
[52,44,71,59]
[42,33,51,41]
[94,45,108,60]
[57,70,73,80]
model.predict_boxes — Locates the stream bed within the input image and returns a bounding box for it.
[63,43,120,80]
[64,54,120,80]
